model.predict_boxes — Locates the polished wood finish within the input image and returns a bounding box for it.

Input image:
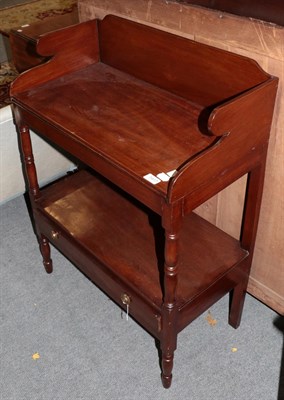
[10,16,278,388]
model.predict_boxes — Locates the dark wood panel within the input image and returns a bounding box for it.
[99,15,269,107]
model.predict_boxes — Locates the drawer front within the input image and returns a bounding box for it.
[35,210,162,338]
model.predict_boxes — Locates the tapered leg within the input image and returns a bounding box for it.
[38,235,53,274]
[229,157,267,328]
[229,280,248,328]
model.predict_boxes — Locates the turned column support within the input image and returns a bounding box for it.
[18,124,40,201]
[17,119,53,273]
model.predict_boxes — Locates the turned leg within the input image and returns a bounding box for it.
[38,234,53,274]
[160,203,181,388]
[229,158,267,327]
[160,310,177,388]
[161,350,175,388]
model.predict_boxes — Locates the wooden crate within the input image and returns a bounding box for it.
[78,0,284,314]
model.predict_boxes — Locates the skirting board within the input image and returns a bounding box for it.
[248,278,284,315]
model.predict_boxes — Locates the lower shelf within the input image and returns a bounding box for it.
[36,169,248,336]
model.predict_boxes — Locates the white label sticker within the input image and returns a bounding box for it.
[143,173,161,185]
[157,172,170,182]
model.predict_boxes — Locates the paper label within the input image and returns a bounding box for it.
[143,173,161,185]
[157,172,170,182]
[143,170,177,185]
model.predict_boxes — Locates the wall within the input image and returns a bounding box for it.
[0,105,73,204]
[78,0,284,314]
[181,0,284,26]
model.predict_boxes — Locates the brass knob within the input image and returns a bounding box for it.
[120,293,131,306]
[51,230,59,239]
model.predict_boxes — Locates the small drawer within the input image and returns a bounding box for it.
[34,209,162,339]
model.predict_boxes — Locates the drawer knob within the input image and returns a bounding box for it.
[121,293,131,306]
[51,230,60,239]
